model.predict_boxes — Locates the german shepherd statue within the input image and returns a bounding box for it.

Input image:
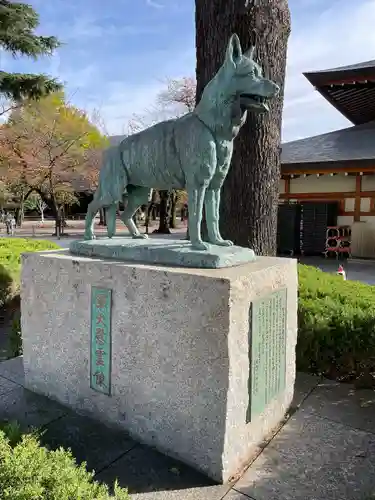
[84,34,279,250]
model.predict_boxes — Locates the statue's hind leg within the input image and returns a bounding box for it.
[106,204,117,238]
[84,196,102,240]
[121,186,151,239]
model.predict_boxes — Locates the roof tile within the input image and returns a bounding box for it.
[281,121,375,165]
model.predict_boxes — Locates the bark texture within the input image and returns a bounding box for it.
[154,190,171,234]
[195,0,290,255]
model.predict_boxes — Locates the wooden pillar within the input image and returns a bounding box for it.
[285,176,290,196]
[354,174,362,222]
[339,199,345,215]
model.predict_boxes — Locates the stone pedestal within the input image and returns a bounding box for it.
[21,250,297,483]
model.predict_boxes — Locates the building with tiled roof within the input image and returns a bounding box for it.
[279,61,375,258]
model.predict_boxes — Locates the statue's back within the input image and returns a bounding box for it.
[119,112,202,190]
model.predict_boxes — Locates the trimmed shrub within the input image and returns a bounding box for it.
[0,422,129,499]
[297,264,375,379]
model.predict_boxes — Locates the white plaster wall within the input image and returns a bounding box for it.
[361,198,371,212]
[345,198,355,211]
[290,174,355,194]
[361,175,375,191]
[360,215,375,224]
[279,180,285,194]
[338,215,353,226]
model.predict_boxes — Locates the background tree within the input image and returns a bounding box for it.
[0,92,107,234]
[0,0,61,103]
[157,77,196,115]
[130,77,196,233]
[195,0,291,255]
[157,77,196,231]
[23,193,47,223]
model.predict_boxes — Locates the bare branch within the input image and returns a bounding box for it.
[157,77,196,113]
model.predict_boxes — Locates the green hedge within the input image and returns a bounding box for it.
[0,423,129,499]
[0,238,61,358]
[2,238,375,381]
[297,264,375,379]
[0,238,61,308]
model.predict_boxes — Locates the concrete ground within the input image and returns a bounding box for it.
[0,218,187,238]
[0,357,374,499]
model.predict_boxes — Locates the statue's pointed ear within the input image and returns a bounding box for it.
[244,45,256,60]
[225,33,242,66]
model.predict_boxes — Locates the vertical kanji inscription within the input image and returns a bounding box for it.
[90,287,112,395]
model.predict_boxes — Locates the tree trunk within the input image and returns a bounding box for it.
[50,200,62,238]
[154,190,171,234]
[16,194,25,227]
[99,208,106,226]
[170,191,178,229]
[61,205,67,230]
[145,190,158,234]
[195,0,290,255]
[54,208,61,237]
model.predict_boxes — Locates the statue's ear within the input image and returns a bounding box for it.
[244,46,256,60]
[225,33,242,66]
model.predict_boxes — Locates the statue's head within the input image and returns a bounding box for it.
[220,34,279,113]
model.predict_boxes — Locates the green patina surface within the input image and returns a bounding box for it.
[70,237,256,269]
[82,33,279,263]
[247,288,287,422]
[90,286,112,396]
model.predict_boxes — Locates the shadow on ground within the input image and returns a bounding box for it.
[0,360,375,499]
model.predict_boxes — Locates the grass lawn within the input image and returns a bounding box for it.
[0,238,61,359]
[0,238,61,307]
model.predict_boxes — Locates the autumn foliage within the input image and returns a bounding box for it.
[0,92,107,228]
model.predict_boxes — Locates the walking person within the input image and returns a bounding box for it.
[5,212,15,236]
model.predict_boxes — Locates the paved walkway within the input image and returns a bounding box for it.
[0,219,188,239]
[0,357,374,499]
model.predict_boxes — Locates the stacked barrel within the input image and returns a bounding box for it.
[324,226,352,258]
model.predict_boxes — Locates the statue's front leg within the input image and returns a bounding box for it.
[187,184,209,251]
[205,188,233,246]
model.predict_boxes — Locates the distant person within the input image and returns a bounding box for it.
[5,212,15,236]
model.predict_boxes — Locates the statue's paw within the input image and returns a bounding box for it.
[215,239,233,247]
[132,234,148,240]
[191,240,209,251]
[84,233,96,241]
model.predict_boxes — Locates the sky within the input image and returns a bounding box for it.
[3,0,375,142]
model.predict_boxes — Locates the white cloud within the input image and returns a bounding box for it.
[99,0,375,141]
[36,0,375,142]
[77,80,169,136]
[44,52,98,92]
[146,0,164,8]
[78,45,195,136]
[283,0,375,141]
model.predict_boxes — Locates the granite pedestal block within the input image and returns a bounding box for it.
[20,250,298,483]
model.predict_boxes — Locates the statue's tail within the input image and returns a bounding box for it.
[94,145,128,207]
